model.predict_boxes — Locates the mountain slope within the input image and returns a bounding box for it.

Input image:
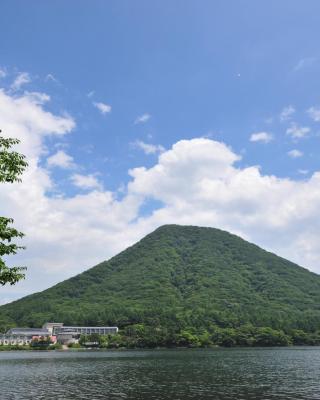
[1,225,320,339]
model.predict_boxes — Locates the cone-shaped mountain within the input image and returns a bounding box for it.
[1,225,320,337]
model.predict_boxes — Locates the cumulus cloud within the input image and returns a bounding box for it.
[134,113,151,124]
[286,123,310,139]
[71,174,102,190]
[11,72,31,91]
[47,150,75,169]
[250,132,273,143]
[280,105,295,121]
[288,149,303,158]
[93,101,111,114]
[0,89,75,159]
[3,89,320,304]
[133,140,165,155]
[307,106,320,122]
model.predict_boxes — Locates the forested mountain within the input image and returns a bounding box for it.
[1,225,320,346]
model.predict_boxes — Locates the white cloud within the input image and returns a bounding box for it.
[3,89,320,305]
[47,150,75,169]
[93,101,111,114]
[250,132,273,143]
[280,105,295,121]
[0,68,7,79]
[134,140,165,155]
[293,57,317,72]
[288,149,303,158]
[71,174,102,190]
[307,106,320,122]
[286,123,310,139]
[24,91,50,104]
[298,169,309,175]
[0,89,75,159]
[11,72,31,91]
[45,74,58,83]
[134,113,151,124]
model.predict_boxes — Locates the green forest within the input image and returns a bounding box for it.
[1,225,320,347]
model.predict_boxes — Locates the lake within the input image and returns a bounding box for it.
[0,347,319,399]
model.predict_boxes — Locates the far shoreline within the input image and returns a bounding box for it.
[1,344,320,353]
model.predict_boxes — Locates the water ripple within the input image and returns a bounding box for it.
[0,347,319,399]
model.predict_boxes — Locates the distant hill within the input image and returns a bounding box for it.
[1,225,320,346]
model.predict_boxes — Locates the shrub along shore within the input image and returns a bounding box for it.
[0,343,62,351]
[75,326,320,348]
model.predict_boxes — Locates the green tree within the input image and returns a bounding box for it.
[177,329,201,347]
[0,133,28,285]
[254,327,291,346]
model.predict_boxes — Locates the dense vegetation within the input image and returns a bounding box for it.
[76,326,320,348]
[1,225,320,347]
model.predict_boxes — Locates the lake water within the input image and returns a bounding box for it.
[0,347,319,399]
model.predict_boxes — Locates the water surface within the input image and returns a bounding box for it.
[0,347,319,399]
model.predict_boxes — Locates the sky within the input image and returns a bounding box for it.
[1,0,320,303]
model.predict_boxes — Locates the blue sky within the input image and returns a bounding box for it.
[1,1,320,302]
[2,0,320,181]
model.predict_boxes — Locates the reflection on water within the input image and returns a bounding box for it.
[0,347,319,399]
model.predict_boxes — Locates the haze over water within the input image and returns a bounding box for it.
[1,348,320,399]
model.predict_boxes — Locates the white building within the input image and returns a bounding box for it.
[0,323,118,346]
[53,325,119,344]
[0,328,53,346]
[0,335,32,346]
[42,322,64,335]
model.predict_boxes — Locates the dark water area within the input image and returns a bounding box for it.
[0,347,319,399]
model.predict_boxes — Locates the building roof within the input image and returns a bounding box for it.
[60,326,118,329]
[42,322,64,327]
[6,328,50,336]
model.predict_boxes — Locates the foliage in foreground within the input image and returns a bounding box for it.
[0,133,28,285]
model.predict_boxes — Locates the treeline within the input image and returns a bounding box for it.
[76,324,320,348]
